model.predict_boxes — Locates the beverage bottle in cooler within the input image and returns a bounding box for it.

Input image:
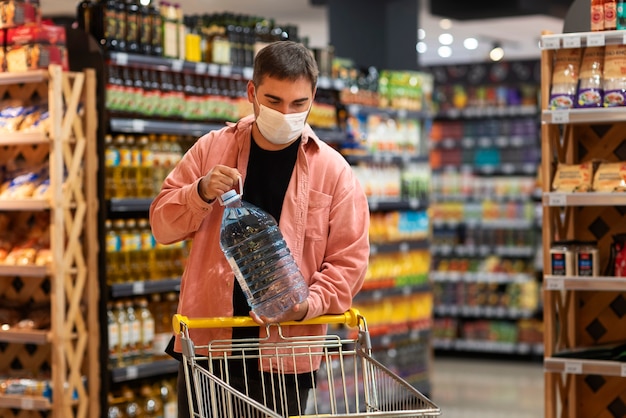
[219,188,308,319]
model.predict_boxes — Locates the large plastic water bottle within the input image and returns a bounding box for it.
[219,189,309,319]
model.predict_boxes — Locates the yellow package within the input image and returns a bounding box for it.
[552,162,593,192]
[592,162,626,192]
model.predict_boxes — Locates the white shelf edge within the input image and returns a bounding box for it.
[542,107,626,124]
[543,192,626,206]
[540,30,626,50]
[544,275,626,291]
[544,357,626,377]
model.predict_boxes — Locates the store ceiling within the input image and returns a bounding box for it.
[42,0,565,66]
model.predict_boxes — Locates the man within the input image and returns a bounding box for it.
[150,40,370,417]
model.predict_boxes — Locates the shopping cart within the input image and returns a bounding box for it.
[173,308,440,418]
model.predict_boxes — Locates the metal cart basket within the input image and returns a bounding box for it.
[173,308,440,418]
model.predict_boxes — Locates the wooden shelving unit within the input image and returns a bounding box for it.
[0,66,99,418]
[540,31,626,418]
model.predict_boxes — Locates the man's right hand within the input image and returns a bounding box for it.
[198,165,242,203]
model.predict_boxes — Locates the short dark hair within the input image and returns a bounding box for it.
[253,41,319,91]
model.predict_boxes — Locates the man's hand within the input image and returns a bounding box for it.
[198,165,241,203]
[250,300,309,325]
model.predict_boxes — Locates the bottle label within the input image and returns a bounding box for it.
[104,9,117,40]
[108,322,119,352]
[551,251,567,276]
[105,148,120,168]
[142,318,155,346]
[577,251,596,276]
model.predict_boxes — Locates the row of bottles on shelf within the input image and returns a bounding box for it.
[434,280,540,312]
[432,256,534,276]
[106,65,250,121]
[431,201,537,223]
[431,117,538,142]
[351,162,429,201]
[369,210,429,243]
[590,0,623,31]
[365,250,430,287]
[107,293,178,367]
[431,173,538,200]
[104,133,184,200]
[353,292,433,333]
[105,218,188,284]
[108,377,178,418]
[433,317,544,347]
[78,1,302,67]
[432,225,538,250]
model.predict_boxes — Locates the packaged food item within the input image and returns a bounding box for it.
[5,22,68,72]
[577,46,604,108]
[550,48,582,109]
[552,162,594,192]
[603,44,626,107]
[576,241,599,276]
[592,161,626,192]
[0,0,40,29]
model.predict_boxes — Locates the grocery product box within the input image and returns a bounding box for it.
[0,0,40,29]
[4,22,68,72]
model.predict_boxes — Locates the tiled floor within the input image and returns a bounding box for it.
[430,356,544,418]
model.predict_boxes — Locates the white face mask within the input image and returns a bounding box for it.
[254,95,311,145]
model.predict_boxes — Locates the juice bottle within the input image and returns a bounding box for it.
[125,299,141,362]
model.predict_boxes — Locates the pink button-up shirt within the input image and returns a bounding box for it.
[149,115,370,372]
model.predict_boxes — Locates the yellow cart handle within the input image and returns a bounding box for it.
[173,308,361,334]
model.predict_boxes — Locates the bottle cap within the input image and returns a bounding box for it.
[220,189,240,205]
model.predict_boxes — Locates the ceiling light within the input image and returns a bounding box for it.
[439,33,453,45]
[439,19,452,30]
[418,28,426,40]
[489,44,504,61]
[438,46,452,58]
[463,38,479,50]
[416,42,428,53]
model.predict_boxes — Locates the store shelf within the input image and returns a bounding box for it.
[346,104,431,120]
[435,163,537,176]
[434,305,537,319]
[109,117,225,136]
[434,134,537,150]
[108,198,153,213]
[0,329,50,344]
[108,51,254,79]
[345,153,429,166]
[544,275,626,292]
[432,218,534,230]
[111,358,179,383]
[370,239,429,255]
[314,128,346,144]
[436,105,537,119]
[110,278,181,298]
[355,283,432,301]
[431,244,535,258]
[542,107,626,124]
[367,198,428,211]
[431,271,534,284]
[433,338,544,355]
[544,357,626,377]
[0,199,51,211]
[0,265,49,277]
[540,29,626,50]
[0,394,52,411]
[543,192,626,207]
[0,70,48,85]
[0,132,48,145]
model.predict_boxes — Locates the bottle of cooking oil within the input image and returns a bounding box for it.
[123,386,142,418]
[114,300,131,365]
[141,383,163,418]
[151,293,169,358]
[107,393,127,418]
[125,299,141,363]
[104,134,120,199]
[136,297,155,359]
[158,378,177,418]
[137,218,153,281]
[115,219,131,281]
[107,301,121,367]
[116,135,132,198]
[105,219,121,285]
[126,135,139,198]
[138,135,155,198]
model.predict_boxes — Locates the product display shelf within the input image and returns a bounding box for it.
[540,30,626,418]
[0,66,99,418]
[428,60,544,358]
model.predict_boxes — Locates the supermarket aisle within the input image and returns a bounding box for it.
[430,356,544,418]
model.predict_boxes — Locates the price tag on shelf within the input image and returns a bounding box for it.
[115,52,129,66]
[370,244,378,255]
[220,65,233,77]
[171,60,184,72]
[131,119,146,133]
[21,398,35,410]
[551,110,569,124]
[562,35,581,48]
[208,64,219,76]
[621,364,626,377]
[548,193,567,206]
[397,109,408,119]
[399,242,410,253]
[546,278,564,291]
[587,33,606,46]
[195,62,207,74]
[132,281,145,295]
[126,366,139,380]
[564,361,583,375]
[541,36,559,48]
